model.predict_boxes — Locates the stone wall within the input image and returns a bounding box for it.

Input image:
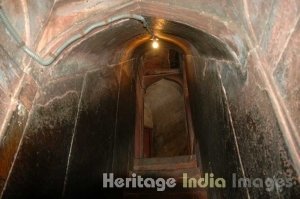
[0,56,136,198]
[0,0,299,198]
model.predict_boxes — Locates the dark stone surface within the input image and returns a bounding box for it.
[64,62,136,198]
[186,56,247,199]
[112,62,136,176]
[210,52,300,198]
[63,68,118,198]
[0,108,28,192]
[0,1,299,198]
[0,73,37,193]
[36,75,83,105]
[0,59,136,198]
[2,92,79,199]
[226,54,300,198]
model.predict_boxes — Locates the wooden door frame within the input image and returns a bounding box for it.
[134,58,195,158]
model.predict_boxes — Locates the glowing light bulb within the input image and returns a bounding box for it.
[152,40,159,49]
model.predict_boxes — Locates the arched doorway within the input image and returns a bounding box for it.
[144,79,189,157]
[134,42,195,159]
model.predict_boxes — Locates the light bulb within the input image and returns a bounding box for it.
[152,40,159,49]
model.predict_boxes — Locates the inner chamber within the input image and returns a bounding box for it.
[1,17,235,198]
[0,13,299,199]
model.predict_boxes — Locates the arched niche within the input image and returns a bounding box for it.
[143,79,189,157]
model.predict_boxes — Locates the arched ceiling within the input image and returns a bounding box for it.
[1,0,246,65]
